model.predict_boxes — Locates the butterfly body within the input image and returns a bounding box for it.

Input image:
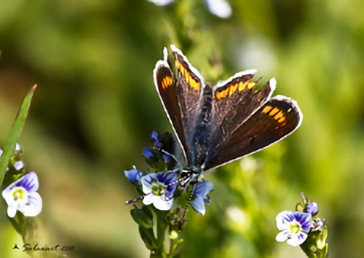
[153,45,302,189]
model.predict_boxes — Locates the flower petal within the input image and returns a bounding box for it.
[305,202,318,216]
[155,172,178,193]
[276,210,294,230]
[153,196,173,210]
[287,232,307,246]
[7,203,17,218]
[275,230,289,242]
[2,187,14,206]
[151,131,159,141]
[191,197,206,216]
[15,143,21,151]
[14,161,24,171]
[143,148,156,160]
[293,211,312,233]
[14,172,39,192]
[22,192,42,217]
[194,180,214,197]
[141,173,156,194]
[124,166,142,184]
[143,194,155,205]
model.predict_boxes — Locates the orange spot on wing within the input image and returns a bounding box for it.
[190,78,199,90]
[216,88,228,99]
[161,76,172,89]
[262,106,272,113]
[274,111,284,120]
[269,107,280,116]
[239,81,248,91]
[229,83,238,95]
[248,82,256,89]
[278,117,286,123]
[281,122,287,126]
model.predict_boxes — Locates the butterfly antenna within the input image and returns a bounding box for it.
[255,76,263,84]
[178,183,196,231]
[153,147,184,168]
[125,193,150,205]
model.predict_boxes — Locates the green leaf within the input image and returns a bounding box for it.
[0,85,37,186]
[139,226,157,250]
[131,206,154,228]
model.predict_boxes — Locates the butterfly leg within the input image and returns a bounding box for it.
[178,183,196,231]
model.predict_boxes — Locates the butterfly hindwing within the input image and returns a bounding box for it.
[210,73,276,150]
[205,95,302,170]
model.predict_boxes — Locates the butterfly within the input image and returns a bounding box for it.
[153,45,302,189]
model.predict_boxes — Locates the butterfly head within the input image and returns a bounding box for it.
[179,166,204,190]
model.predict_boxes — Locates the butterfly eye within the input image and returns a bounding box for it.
[181,170,189,178]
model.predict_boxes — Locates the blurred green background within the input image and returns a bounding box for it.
[0,0,363,257]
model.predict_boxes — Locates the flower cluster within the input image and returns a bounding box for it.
[125,131,214,256]
[143,131,177,171]
[125,131,214,215]
[275,193,328,257]
[0,143,24,172]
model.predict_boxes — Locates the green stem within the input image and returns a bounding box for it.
[168,239,183,258]
[155,210,167,258]
[300,243,317,258]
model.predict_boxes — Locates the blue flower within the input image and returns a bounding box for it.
[141,172,178,210]
[143,147,158,166]
[191,180,214,215]
[275,211,312,246]
[2,172,42,218]
[304,202,319,216]
[151,131,159,142]
[124,166,144,184]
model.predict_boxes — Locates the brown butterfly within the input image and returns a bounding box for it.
[153,45,302,189]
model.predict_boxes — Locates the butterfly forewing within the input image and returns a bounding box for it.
[170,45,205,165]
[153,49,189,163]
[204,96,302,171]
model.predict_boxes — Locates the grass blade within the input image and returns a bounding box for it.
[0,85,37,186]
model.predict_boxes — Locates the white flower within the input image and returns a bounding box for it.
[141,172,177,210]
[2,172,42,218]
[148,0,175,6]
[275,211,312,246]
[204,0,232,18]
